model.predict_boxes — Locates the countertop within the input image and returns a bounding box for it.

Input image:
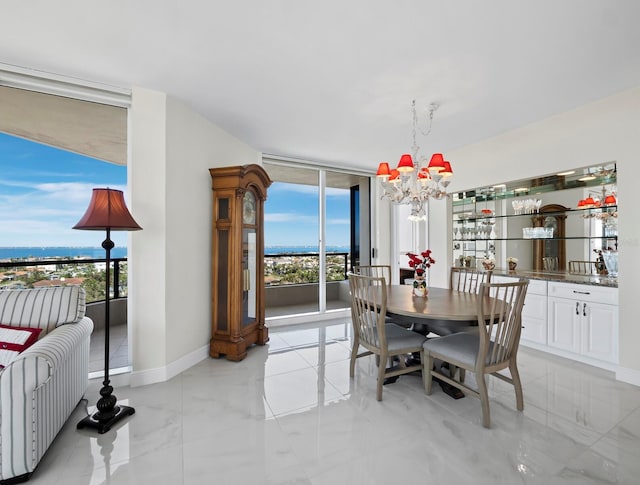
[489,268,618,288]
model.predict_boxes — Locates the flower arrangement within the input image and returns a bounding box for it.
[482,257,496,270]
[407,250,436,277]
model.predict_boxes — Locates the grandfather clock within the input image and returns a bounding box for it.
[209,164,271,361]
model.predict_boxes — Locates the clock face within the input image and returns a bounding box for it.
[243,191,256,224]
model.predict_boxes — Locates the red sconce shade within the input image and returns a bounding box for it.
[397,154,415,172]
[74,188,142,231]
[427,153,446,172]
[389,169,400,181]
[376,162,391,177]
[604,195,617,205]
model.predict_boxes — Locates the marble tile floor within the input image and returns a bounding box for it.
[88,301,352,374]
[30,318,640,484]
[89,323,129,373]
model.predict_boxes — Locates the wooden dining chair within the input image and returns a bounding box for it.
[348,274,426,401]
[353,265,407,326]
[450,267,492,294]
[422,279,529,428]
[568,260,596,274]
[542,257,559,271]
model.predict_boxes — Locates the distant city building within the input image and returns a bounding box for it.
[33,278,84,287]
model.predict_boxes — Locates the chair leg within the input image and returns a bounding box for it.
[376,352,387,401]
[509,360,524,411]
[477,373,491,428]
[423,353,434,395]
[459,368,466,383]
[449,364,458,381]
[349,341,358,377]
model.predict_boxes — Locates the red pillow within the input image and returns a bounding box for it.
[0,325,43,369]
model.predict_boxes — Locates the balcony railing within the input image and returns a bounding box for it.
[0,257,128,302]
[264,251,350,286]
[2,252,352,317]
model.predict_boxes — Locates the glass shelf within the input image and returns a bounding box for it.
[453,236,618,242]
[453,204,617,223]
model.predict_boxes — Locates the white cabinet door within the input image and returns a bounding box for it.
[581,301,619,363]
[548,297,581,353]
[521,293,547,344]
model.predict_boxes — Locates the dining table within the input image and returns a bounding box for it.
[374,284,491,399]
[381,284,488,336]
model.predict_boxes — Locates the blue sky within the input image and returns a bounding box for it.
[0,132,350,248]
[0,132,128,247]
[265,182,350,247]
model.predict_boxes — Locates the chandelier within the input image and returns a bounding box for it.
[376,100,453,221]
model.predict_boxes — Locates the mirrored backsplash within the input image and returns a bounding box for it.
[451,162,617,273]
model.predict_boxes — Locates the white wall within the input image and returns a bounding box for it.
[129,87,261,386]
[426,87,640,384]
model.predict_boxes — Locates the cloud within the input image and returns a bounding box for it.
[0,181,129,246]
[327,218,350,225]
[268,184,349,198]
[265,212,318,223]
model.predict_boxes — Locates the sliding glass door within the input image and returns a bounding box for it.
[263,161,370,320]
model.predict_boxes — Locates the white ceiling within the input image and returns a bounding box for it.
[2,1,640,172]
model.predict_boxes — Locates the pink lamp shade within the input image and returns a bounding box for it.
[376,162,391,177]
[73,188,142,231]
[427,153,446,172]
[397,154,415,172]
[440,161,453,177]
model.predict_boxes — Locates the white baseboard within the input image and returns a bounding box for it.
[616,366,640,387]
[128,344,209,388]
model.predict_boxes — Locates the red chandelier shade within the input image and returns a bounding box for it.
[73,188,142,231]
[417,168,431,180]
[427,153,446,172]
[440,161,453,177]
[397,154,415,172]
[376,162,391,177]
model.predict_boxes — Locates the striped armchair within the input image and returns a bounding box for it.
[0,287,93,484]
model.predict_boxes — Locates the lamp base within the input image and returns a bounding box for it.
[77,404,135,434]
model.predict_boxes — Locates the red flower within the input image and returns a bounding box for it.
[406,249,436,273]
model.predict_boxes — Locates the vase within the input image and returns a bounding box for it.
[413,273,428,297]
[601,250,618,278]
[508,261,517,271]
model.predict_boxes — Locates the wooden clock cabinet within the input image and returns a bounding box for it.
[209,164,271,361]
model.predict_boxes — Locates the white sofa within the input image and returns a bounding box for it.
[0,286,93,484]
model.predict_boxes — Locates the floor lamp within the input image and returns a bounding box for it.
[74,188,142,434]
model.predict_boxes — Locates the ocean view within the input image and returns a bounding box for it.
[0,247,128,260]
[265,245,350,255]
[0,245,350,260]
